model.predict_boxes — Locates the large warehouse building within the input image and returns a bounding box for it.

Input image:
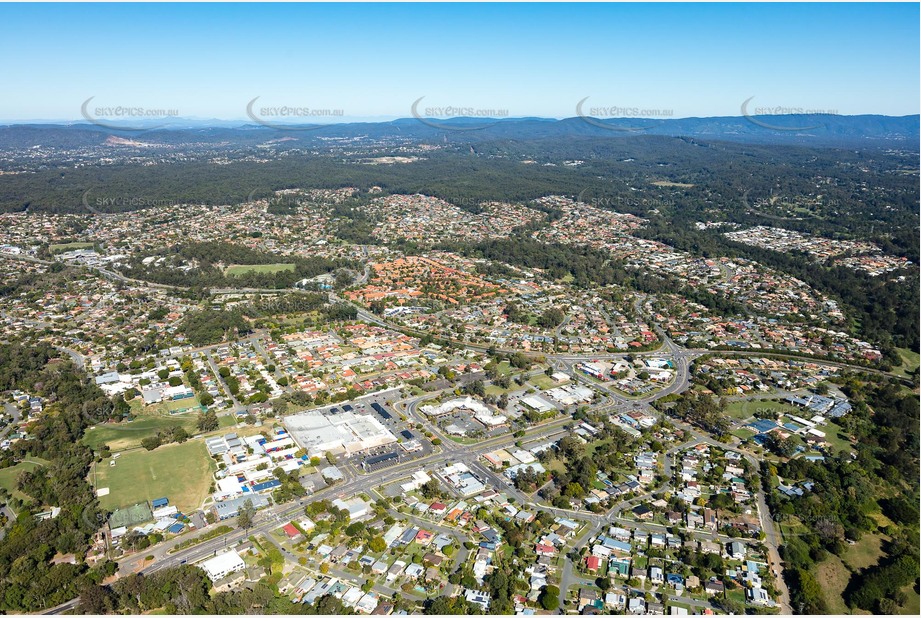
[284,409,397,457]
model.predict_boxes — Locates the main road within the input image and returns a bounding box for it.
[38,290,798,614]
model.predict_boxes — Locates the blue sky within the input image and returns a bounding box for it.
[0,2,917,122]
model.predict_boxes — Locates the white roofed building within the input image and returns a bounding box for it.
[285,410,397,457]
[201,550,245,581]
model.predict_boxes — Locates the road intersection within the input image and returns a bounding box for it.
[27,278,807,615]
[38,325,793,615]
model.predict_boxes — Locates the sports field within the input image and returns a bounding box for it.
[0,458,50,501]
[93,440,214,513]
[225,263,295,276]
[83,414,199,452]
[723,398,794,421]
[49,241,94,254]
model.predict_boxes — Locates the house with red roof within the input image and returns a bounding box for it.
[535,543,556,557]
[282,523,301,539]
[585,555,602,573]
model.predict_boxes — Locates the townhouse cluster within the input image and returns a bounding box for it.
[532,196,844,324]
[724,225,911,275]
[653,294,882,363]
[268,323,435,398]
[694,356,843,394]
[373,262,658,355]
[362,194,544,244]
[346,254,506,307]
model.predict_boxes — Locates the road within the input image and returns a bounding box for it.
[0,252,52,266]
[36,410,575,614]
[35,289,817,615]
[1,402,21,440]
[56,345,86,370]
[0,398,21,546]
[664,418,793,613]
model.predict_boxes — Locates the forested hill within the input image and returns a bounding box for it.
[2,135,919,221]
[1,113,918,149]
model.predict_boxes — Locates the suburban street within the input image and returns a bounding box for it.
[1,17,916,616]
[35,322,797,616]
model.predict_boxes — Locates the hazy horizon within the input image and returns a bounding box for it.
[2,110,919,128]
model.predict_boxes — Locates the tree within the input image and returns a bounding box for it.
[369,300,386,315]
[537,307,565,329]
[77,583,115,614]
[424,596,480,615]
[419,479,442,499]
[237,499,256,531]
[463,379,486,398]
[564,482,585,498]
[314,594,354,615]
[791,568,827,614]
[141,435,162,451]
[197,409,219,432]
[539,585,560,610]
[369,536,387,552]
[345,522,365,537]
[714,596,745,615]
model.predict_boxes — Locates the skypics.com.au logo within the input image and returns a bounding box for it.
[81,97,179,131]
[410,97,508,131]
[246,97,344,131]
[81,189,186,215]
[741,96,838,131]
[576,96,673,132]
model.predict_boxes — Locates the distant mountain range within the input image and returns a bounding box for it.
[1,114,917,149]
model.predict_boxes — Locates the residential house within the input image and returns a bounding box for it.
[727,541,747,560]
[579,588,599,608]
[705,579,725,596]
[585,555,601,574]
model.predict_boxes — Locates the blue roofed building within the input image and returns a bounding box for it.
[252,479,282,492]
[748,419,778,433]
